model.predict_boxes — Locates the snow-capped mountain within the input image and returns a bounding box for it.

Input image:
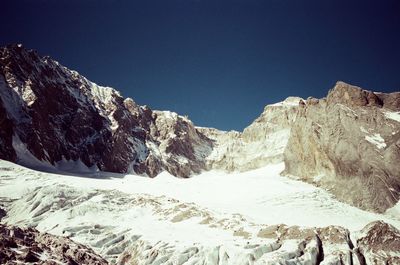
[1,44,400,264]
[0,44,213,177]
[1,44,400,213]
[0,44,306,180]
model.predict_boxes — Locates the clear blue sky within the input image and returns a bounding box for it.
[2,0,400,131]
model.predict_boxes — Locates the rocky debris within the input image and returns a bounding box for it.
[0,224,108,265]
[284,81,400,212]
[356,221,400,265]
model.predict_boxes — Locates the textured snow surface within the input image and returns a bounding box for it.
[1,160,399,264]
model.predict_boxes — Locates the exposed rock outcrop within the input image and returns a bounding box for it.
[0,224,108,264]
[356,221,400,265]
[0,44,212,177]
[284,81,400,212]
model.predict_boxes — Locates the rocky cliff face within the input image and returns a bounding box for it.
[145,110,213,177]
[0,44,296,178]
[284,81,400,212]
[0,44,212,177]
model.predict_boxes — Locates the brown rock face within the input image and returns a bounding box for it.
[356,221,400,264]
[328,81,400,110]
[284,81,400,212]
[0,224,108,264]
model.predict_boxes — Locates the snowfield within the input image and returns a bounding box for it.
[0,159,399,264]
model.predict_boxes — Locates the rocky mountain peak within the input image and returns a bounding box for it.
[0,44,309,178]
[0,45,213,177]
[327,81,383,107]
[327,81,400,110]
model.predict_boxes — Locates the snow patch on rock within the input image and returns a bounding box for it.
[384,111,400,122]
[365,133,386,149]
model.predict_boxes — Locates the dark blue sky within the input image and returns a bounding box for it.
[2,0,400,131]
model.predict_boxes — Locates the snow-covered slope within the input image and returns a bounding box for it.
[1,160,400,264]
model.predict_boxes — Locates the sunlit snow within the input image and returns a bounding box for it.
[0,159,399,263]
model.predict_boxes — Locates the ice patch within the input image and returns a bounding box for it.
[360,126,368,134]
[365,133,386,149]
[384,111,400,122]
[268,97,302,107]
[89,82,120,105]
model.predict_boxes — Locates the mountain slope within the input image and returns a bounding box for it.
[284,82,400,212]
[200,96,301,172]
[1,44,399,213]
[0,44,213,177]
[0,44,295,178]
